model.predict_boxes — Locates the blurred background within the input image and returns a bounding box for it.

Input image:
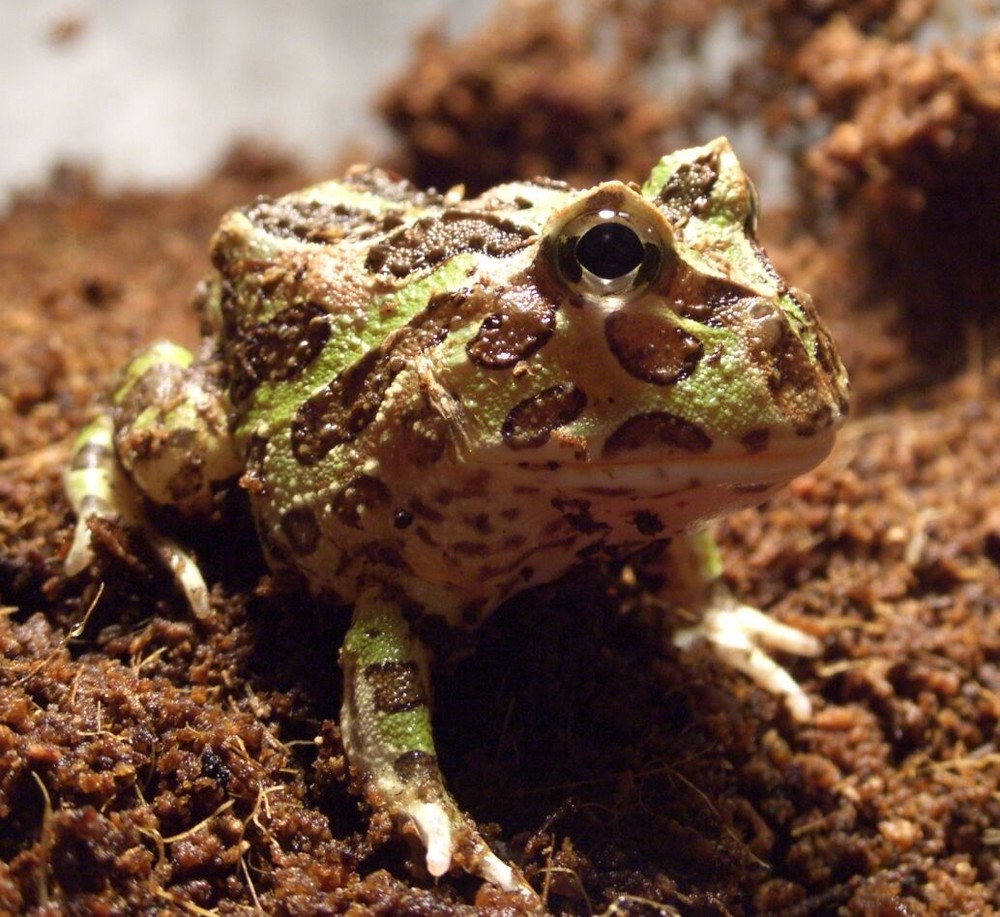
[2,0,494,206]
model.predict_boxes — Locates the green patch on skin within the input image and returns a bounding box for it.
[111,341,193,406]
[342,594,436,757]
[368,255,479,336]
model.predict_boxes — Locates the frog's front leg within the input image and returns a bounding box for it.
[340,586,533,897]
[64,341,241,616]
[667,530,822,721]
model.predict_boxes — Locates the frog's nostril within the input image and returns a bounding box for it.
[576,222,645,280]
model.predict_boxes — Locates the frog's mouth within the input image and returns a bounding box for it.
[520,430,835,546]
[490,426,838,494]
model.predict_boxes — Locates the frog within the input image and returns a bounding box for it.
[64,137,849,897]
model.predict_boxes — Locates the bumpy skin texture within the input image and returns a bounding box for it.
[66,138,848,896]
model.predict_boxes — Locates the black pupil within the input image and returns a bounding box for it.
[575,222,645,280]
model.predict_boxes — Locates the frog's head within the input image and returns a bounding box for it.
[448,140,850,467]
[437,138,849,529]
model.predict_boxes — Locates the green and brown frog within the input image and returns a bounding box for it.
[65,138,848,895]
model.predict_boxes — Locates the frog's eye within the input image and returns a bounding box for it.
[555,208,665,300]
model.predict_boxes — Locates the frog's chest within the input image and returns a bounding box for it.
[232,361,710,628]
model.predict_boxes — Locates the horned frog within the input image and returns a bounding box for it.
[65,138,848,896]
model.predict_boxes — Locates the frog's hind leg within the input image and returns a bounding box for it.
[340,586,533,897]
[64,341,241,618]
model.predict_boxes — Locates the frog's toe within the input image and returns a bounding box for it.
[145,529,213,621]
[406,797,536,897]
[477,848,529,897]
[674,597,821,720]
[408,800,454,877]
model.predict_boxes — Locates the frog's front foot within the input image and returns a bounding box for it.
[673,590,821,720]
[340,588,538,901]
[63,342,241,620]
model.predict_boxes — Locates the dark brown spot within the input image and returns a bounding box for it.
[657,152,721,226]
[290,348,381,464]
[409,499,444,524]
[541,516,566,538]
[365,660,426,714]
[70,440,112,472]
[466,306,555,369]
[456,469,492,499]
[673,276,754,327]
[602,412,711,458]
[633,510,664,536]
[365,209,534,277]
[432,488,454,506]
[551,497,606,535]
[227,301,330,403]
[740,428,771,454]
[767,327,836,436]
[290,292,463,465]
[393,510,413,529]
[280,506,320,555]
[393,749,440,783]
[393,401,450,465]
[359,542,409,570]
[415,526,437,547]
[579,485,635,497]
[330,475,390,529]
[244,196,379,244]
[463,513,492,535]
[502,384,587,450]
[605,309,703,385]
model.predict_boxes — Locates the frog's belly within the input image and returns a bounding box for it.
[248,420,830,624]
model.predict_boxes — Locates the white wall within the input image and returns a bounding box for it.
[1,0,492,203]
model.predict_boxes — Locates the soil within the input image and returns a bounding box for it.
[3,2,1000,914]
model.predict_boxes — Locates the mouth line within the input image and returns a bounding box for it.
[515,435,833,472]
[470,428,838,492]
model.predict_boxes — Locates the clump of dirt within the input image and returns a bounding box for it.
[3,2,1000,914]
[799,19,1000,393]
[379,2,678,194]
